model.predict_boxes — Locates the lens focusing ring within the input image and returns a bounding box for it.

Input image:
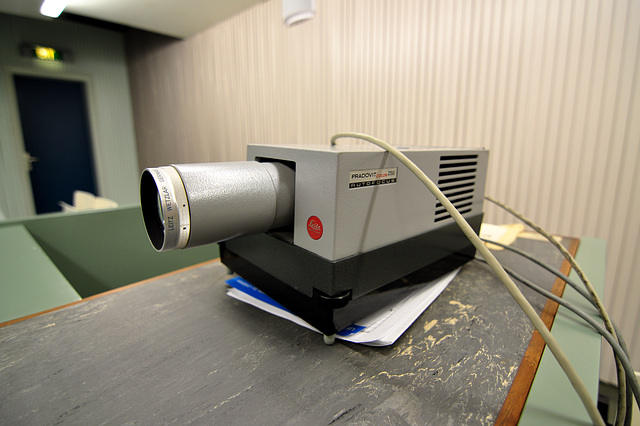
[143,166,190,251]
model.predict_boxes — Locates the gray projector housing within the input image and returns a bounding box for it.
[220,144,489,335]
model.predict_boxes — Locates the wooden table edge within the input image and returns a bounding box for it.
[494,237,580,425]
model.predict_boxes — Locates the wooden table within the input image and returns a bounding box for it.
[0,236,603,424]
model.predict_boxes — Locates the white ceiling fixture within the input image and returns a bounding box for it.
[282,0,315,27]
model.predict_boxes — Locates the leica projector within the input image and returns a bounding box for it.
[140,144,489,338]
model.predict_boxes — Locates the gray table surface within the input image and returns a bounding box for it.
[0,238,567,425]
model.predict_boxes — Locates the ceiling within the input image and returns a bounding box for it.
[0,0,265,38]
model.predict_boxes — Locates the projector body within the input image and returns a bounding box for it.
[220,144,489,335]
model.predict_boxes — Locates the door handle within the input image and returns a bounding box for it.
[24,152,39,172]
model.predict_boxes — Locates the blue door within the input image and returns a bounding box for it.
[14,75,97,214]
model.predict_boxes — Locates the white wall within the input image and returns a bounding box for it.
[127,0,640,384]
[0,13,140,218]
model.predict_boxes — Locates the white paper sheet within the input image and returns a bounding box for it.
[226,268,459,346]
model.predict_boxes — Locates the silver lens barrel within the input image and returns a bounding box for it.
[140,161,295,252]
[140,166,191,251]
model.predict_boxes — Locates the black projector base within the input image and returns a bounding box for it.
[220,215,482,336]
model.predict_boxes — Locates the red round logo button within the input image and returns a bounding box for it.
[307,216,323,240]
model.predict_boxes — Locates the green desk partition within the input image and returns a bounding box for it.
[0,205,218,318]
[0,225,81,323]
[519,237,606,425]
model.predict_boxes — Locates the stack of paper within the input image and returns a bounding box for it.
[226,268,458,346]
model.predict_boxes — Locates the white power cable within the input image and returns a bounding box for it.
[484,195,629,425]
[330,132,604,426]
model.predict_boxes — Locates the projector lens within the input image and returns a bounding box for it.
[140,166,191,251]
[140,161,295,252]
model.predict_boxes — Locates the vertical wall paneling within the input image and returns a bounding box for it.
[127,0,640,384]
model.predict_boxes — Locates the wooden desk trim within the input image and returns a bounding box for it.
[495,238,580,425]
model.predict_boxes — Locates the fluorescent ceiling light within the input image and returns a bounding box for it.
[40,0,68,18]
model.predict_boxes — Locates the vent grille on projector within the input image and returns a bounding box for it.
[434,154,478,222]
